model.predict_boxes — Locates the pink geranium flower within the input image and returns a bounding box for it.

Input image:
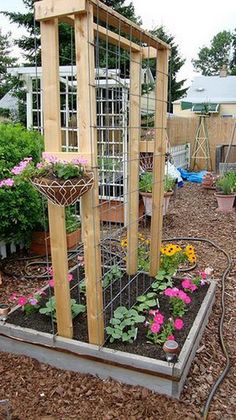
[68,273,73,282]
[149,309,159,316]
[174,318,184,330]
[48,278,55,288]
[18,296,28,306]
[167,335,175,341]
[164,288,179,297]
[9,292,17,301]
[154,313,164,325]
[150,322,161,334]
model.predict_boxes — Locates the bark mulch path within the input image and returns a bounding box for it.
[0,182,236,419]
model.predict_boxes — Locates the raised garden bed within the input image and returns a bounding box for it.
[0,274,216,398]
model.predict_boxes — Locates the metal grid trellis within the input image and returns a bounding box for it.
[31,0,170,345]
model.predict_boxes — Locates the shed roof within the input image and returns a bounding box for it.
[175,75,236,104]
[0,91,18,111]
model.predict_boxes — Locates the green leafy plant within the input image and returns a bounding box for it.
[39,296,85,321]
[102,265,123,288]
[151,270,173,292]
[0,123,44,244]
[134,292,158,313]
[139,172,176,193]
[106,306,145,343]
[216,171,236,195]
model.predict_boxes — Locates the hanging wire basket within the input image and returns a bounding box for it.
[31,172,94,206]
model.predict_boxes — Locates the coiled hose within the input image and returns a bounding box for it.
[163,236,232,419]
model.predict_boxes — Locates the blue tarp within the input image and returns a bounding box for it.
[177,168,207,183]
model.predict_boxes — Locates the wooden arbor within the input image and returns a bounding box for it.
[35,0,170,345]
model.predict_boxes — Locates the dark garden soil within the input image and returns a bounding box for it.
[6,273,209,361]
[0,183,236,419]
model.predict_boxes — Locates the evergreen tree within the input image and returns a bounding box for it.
[150,26,187,111]
[0,28,16,99]
[192,30,236,75]
[2,0,141,65]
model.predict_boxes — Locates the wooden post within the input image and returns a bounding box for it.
[127,52,141,274]
[74,4,104,345]
[149,49,169,277]
[40,18,73,338]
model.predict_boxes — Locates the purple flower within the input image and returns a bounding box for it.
[0,178,15,188]
[28,298,38,306]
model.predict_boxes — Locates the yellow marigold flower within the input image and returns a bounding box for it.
[185,245,195,253]
[188,254,197,263]
[120,238,128,248]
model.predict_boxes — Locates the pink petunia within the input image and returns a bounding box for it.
[174,318,184,330]
[154,313,164,325]
[9,292,17,301]
[18,296,28,306]
[150,322,161,334]
[181,279,192,289]
[164,288,179,297]
[149,309,159,316]
[67,273,73,282]
[48,278,55,287]
[199,271,207,280]
[167,335,175,341]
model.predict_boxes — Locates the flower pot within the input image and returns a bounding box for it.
[140,191,173,217]
[31,172,94,206]
[214,192,236,212]
[30,228,81,255]
[99,199,144,223]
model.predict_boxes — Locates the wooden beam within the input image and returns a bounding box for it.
[94,23,141,53]
[74,5,104,346]
[35,0,86,21]
[58,16,144,54]
[126,52,141,275]
[91,0,170,51]
[140,141,155,153]
[35,0,170,51]
[40,18,73,338]
[149,49,169,277]
[142,47,158,60]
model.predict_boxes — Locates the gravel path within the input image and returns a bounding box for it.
[0,183,235,419]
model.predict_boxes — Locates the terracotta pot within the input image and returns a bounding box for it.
[30,228,81,255]
[140,191,173,216]
[99,199,144,224]
[214,193,236,212]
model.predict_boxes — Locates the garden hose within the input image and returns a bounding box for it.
[163,236,232,419]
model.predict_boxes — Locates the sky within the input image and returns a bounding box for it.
[0,0,236,87]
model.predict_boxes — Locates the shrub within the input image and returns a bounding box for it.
[0,123,44,244]
[0,123,43,177]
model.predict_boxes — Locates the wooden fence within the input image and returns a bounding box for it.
[167,116,236,170]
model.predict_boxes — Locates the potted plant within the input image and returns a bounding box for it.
[139,172,176,216]
[14,153,94,206]
[214,171,236,212]
[30,206,81,255]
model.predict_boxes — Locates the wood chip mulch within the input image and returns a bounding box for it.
[0,182,236,419]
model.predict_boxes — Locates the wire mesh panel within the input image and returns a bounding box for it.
[35,0,169,346]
